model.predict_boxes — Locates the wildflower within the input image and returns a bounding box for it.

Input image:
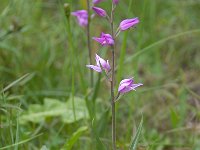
[113,0,119,4]
[93,0,104,4]
[118,77,142,94]
[119,17,139,31]
[92,7,107,17]
[71,10,88,27]
[93,32,114,46]
[86,54,111,73]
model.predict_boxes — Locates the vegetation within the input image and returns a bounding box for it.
[0,0,200,149]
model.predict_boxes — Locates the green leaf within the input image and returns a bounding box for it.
[129,116,143,150]
[170,107,179,128]
[62,126,88,150]
[20,97,89,124]
[40,145,49,150]
[1,73,33,93]
[93,109,109,150]
[0,134,42,150]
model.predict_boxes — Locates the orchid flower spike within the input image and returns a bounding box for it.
[71,10,88,27]
[92,7,107,17]
[93,32,114,46]
[119,17,139,31]
[93,0,104,4]
[86,54,111,73]
[118,77,143,94]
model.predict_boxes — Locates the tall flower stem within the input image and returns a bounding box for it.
[110,2,116,150]
[66,15,76,121]
[86,0,94,87]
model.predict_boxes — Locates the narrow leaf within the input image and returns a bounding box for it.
[129,116,143,150]
[62,126,88,150]
[1,73,31,93]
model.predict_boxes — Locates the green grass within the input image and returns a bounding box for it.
[1,0,200,149]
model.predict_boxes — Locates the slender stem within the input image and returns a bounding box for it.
[110,2,116,150]
[66,17,76,121]
[86,0,93,87]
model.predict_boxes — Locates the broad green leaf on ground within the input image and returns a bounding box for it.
[40,145,49,150]
[62,126,88,150]
[19,97,89,124]
[129,116,143,150]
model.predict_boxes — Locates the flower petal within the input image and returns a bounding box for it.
[130,83,143,90]
[71,10,88,27]
[92,7,107,17]
[118,86,133,94]
[119,77,134,86]
[93,0,104,4]
[119,18,139,31]
[93,37,104,45]
[95,54,111,72]
[86,65,102,72]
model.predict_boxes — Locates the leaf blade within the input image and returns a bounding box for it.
[129,116,143,150]
[62,126,88,150]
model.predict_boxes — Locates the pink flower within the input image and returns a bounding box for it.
[93,32,114,46]
[113,0,119,4]
[118,77,142,94]
[119,17,139,31]
[86,54,111,73]
[93,0,104,4]
[92,7,107,17]
[71,10,88,27]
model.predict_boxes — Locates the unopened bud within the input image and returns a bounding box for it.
[64,3,71,19]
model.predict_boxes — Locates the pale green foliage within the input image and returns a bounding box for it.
[40,145,49,150]
[20,97,89,124]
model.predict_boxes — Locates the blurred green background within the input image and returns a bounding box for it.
[0,0,200,149]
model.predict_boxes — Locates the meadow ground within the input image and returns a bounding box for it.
[0,0,200,149]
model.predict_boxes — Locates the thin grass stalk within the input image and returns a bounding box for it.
[86,0,93,87]
[66,15,76,121]
[110,1,116,150]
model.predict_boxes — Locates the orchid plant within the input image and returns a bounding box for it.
[71,0,143,149]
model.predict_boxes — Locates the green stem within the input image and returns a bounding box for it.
[66,17,76,121]
[86,0,93,87]
[110,2,116,150]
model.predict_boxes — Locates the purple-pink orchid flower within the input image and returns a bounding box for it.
[119,17,139,31]
[93,0,104,4]
[118,77,143,94]
[93,32,114,46]
[71,10,88,27]
[92,7,107,17]
[86,54,111,73]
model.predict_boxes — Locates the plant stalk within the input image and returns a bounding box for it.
[66,15,76,121]
[86,0,93,87]
[110,2,116,150]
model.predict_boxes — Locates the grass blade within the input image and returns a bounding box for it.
[1,73,31,93]
[62,126,88,150]
[0,133,43,150]
[129,116,143,150]
[123,29,200,65]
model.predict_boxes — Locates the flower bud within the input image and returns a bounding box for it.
[92,7,107,17]
[119,17,139,31]
[93,0,104,4]
[64,3,71,20]
[113,0,119,4]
